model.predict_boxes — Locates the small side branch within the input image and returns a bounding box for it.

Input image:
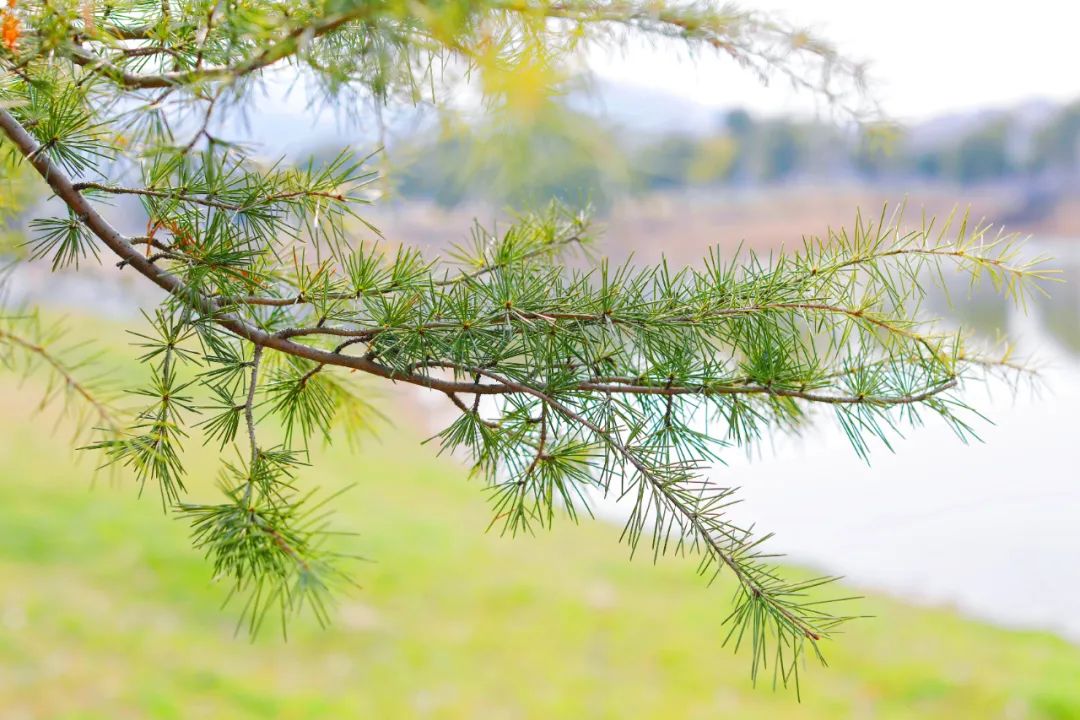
[0,327,120,432]
[244,344,263,467]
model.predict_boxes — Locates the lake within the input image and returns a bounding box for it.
[713,236,1080,640]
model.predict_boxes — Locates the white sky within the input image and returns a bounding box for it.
[591,0,1079,121]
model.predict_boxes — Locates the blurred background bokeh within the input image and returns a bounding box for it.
[2,1,1079,717]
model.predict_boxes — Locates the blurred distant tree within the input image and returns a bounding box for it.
[722,107,753,183]
[914,149,946,180]
[634,133,735,189]
[852,124,905,180]
[1030,101,1080,174]
[391,134,475,207]
[724,108,756,138]
[952,120,1013,184]
[633,134,700,189]
[390,110,622,208]
[0,0,1051,693]
[661,111,823,186]
[687,135,737,184]
[759,120,803,181]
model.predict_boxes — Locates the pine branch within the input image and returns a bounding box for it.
[0,0,1057,690]
[66,8,374,89]
[70,181,355,212]
[0,324,122,436]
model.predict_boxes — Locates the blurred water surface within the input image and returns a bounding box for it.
[715,236,1080,640]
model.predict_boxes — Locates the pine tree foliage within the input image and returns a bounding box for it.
[0,0,1056,690]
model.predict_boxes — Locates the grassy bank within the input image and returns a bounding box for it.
[0,314,1078,719]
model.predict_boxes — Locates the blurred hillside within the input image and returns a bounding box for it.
[244,82,1080,261]
[313,84,1080,229]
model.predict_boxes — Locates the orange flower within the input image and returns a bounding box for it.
[1,13,19,52]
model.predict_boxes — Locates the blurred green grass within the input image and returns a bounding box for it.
[1,312,1079,719]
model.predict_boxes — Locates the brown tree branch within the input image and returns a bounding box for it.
[0,107,961,410]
